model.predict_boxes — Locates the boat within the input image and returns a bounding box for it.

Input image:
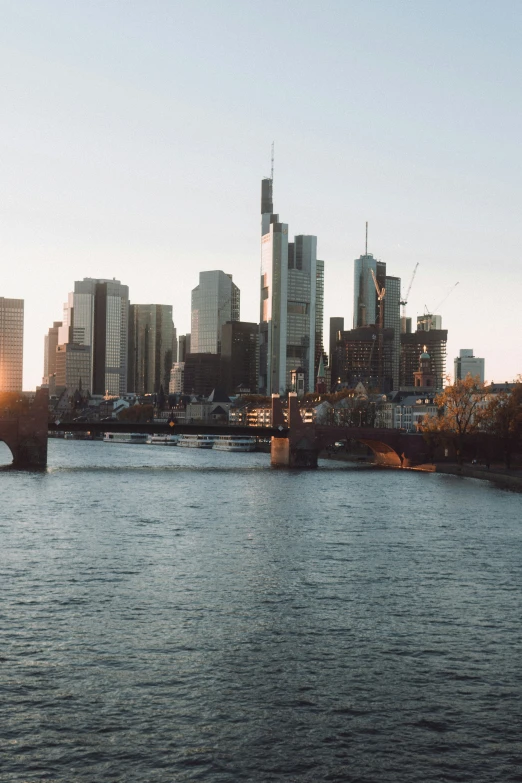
[103,433,148,444]
[147,434,179,446]
[212,435,256,452]
[177,434,215,449]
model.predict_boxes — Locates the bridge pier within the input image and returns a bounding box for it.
[270,437,319,468]
[0,389,49,469]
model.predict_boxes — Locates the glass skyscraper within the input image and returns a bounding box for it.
[0,297,24,392]
[128,304,175,394]
[60,279,129,396]
[191,271,239,355]
[259,178,317,395]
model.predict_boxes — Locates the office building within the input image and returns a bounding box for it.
[178,334,191,362]
[128,304,175,394]
[221,321,258,394]
[191,271,239,354]
[183,353,222,397]
[400,327,448,391]
[454,349,485,383]
[0,297,24,392]
[417,313,442,332]
[329,317,344,390]
[60,278,129,395]
[315,259,327,375]
[353,242,400,390]
[259,177,317,395]
[43,321,62,382]
[169,362,185,395]
[55,343,91,394]
[384,275,401,389]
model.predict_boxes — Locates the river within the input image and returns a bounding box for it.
[1,439,522,782]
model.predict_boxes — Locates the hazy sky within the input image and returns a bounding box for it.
[2,0,521,389]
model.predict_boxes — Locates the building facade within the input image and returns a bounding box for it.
[454,349,485,383]
[329,316,344,390]
[55,343,91,394]
[128,304,175,394]
[60,278,129,396]
[259,178,317,395]
[384,275,401,390]
[169,362,185,394]
[183,353,222,397]
[178,334,191,362]
[0,297,24,392]
[191,271,239,355]
[220,321,258,394]
[43,320,62,383]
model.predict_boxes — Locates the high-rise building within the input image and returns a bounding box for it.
[315,259,326,376]
[259,178,317,395]
[178,334,191,362]
[353,241,400,390]
[417,313,442,332]
[55,343,91,394]
[60,279,129,395]
[43,321,62,382]
[353,253,378,328]
[183,353,222,397]
[191,271,239,355]
[329,317,344,391]
[0,297,24,392]
[128,304,175,394]
[454,349,485,383]
[384,275,401,390]
[169,362,185,395]
[221,321,258,394]
[400,327,448,391]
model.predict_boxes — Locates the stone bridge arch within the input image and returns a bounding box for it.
[0,389,49,468]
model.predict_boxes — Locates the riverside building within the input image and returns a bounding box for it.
[0,297,24,392]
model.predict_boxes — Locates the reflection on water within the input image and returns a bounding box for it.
[2,440,522,782]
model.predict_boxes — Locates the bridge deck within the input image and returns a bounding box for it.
[48,421,288,438]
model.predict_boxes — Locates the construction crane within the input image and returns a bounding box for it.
[431,281,459,314]
[400,262,419,319]
[371,269,386,392]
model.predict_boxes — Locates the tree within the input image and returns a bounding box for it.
[118,404,154,423]
[419,376,487,463]
[483,380,522,469]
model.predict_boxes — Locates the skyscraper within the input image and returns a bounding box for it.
[59,279,129,395]
[221,321,259,394]
[128,304,175,394]
[43,321,62,383]
[259,177,317,395]
[314,259,327,376]
[454,349,485,383]
[191,271,240,354]
[0,297,24,392]
[178,334,191,362]
[353,238,400,390]
[329,316,344,390]
[400,327,448,391]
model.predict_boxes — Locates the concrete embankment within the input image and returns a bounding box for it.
[429,463,522,491]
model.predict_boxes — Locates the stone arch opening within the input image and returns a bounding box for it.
[358,439,402,467]
[0,439,14,466]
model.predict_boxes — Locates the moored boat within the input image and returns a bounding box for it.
[103,433,148,444]
[177,434,215,448]
[212,435,256,452]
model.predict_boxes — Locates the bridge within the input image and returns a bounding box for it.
[0,389,430,469]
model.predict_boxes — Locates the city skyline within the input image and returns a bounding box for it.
[2,2,521,389]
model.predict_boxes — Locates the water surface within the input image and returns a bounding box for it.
[2,440,522,782]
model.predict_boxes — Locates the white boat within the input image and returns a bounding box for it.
[213,435,256,452]
[147,434,179,446]
[177,434,215,449]
[103,433,148,444]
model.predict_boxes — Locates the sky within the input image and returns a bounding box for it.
[1,0,521,390]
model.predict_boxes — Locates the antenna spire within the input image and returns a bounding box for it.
[365,221,368,255]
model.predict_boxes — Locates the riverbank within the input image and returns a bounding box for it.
[431,462,522,491]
